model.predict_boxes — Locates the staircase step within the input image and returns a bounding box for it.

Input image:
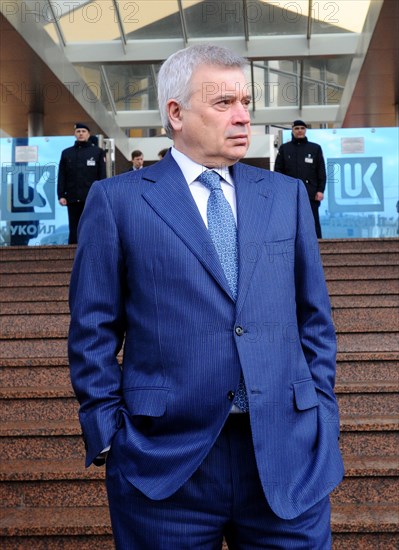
[322,251,399,266]
[337,357,399,383]
[0,506,111,537]
[8,272,395,294]
[0,240,397,550]
[331,476,398,505]
[0,535,115,550]
[0,420,81,438]
[343,455,399,476]
[0,301,70,315]
[2,380,395,395]
[336,381,398,393]
[1,416,396,460]
[0,397,77,422]
[331,502,398,532]
[332,533,398,550]
[4,351,394,369]
[327,279,398,295]
[0,385,74,398]
[333,308,398,332]
[1,380,395,412]
[339,415,398,458]
[9,287,389,314]
[2,479,108,509]
[1,417,396,438]
[340,431,398,458]
[337,332,399,353]
[0,504,397,546]
[12,354,391,370]
[340,415,398,432]
[1,455,396,483]
[0,259,73,274]
[2,391,396,420]
[0,356,69,367]
[0,414,399,440]
[337,351,399,362]
[319,238,399,254]
[0,458,104,482]
[0,366,71,388]
[0,245,76,263]
[324,265,398,280]
[3,475,397,512]
[331,294,399,308]
[3,332,398,355]
[0,434,84,461]
[0,315,69,339]
[0,286,68,303]
[337,392,398,416]
[0,339,67,360]
[0,272,71,287]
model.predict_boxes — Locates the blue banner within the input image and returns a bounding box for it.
[280,127,399,238]
[1,136,73,246]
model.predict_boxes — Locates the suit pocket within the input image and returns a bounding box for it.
[263,238,294,258]
[124,387,169,417]
[293,379,319,411]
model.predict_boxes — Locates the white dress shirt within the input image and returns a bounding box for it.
[171,147,237,226]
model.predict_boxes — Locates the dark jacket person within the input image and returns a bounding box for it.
[274,120,326,238]
[57,123,106,244]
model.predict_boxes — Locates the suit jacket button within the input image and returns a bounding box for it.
[235,326,244,336]
[227,391,235,401]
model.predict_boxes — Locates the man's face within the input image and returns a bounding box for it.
[74,128,90,142]
[132,155,144,169]
[169,65,251,167]
[292,125,307,139]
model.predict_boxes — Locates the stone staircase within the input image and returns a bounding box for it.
[0,240,398,549]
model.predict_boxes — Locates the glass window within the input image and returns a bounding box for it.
[120,0,183,39]
[73,62,162,112]
[48,0,120,43]
[248,0,307,36]
[185,0,245,37]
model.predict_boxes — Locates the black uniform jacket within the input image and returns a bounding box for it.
[57,140,106,203]
[274,136,326,201]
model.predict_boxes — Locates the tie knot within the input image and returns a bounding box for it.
[197,170,222,192]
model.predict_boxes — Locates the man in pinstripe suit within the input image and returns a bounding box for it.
[68,44,343,549]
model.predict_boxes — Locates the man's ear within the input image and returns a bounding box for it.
[167,99,183,132]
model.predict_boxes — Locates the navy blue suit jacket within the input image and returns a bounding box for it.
[68,152,344,520]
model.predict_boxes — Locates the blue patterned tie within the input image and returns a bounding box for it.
[197,170,249,412]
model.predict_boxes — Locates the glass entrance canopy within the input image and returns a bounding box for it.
[29,0,375,135]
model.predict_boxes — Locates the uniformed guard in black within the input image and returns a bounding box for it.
[57,123,106,244]
[274,120,326,238]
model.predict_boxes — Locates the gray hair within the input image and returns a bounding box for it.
[157,44,249,139]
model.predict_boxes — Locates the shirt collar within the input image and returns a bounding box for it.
[171,147,234,187]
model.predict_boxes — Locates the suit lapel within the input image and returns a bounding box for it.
[232,163,274,314]
[141,156,233,298]
[141,157,274,306]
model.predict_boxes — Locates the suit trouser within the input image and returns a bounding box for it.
[66,201,85,244]
[105,413,331,550]
[310,200,322,239]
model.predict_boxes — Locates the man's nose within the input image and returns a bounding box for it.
[231,102,251,125]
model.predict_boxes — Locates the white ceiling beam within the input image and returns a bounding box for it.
[115,105,339,129]
[65,33,359,64]
[0,2,131,158]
